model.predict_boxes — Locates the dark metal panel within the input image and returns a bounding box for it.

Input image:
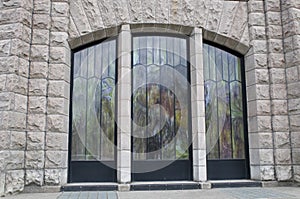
[132,160,192,181]
[207,159,248,180]
[70,161,117,182]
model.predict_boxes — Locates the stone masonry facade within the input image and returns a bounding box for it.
[0,0,299,196]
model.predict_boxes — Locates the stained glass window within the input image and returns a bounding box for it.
[71,40,116,161]
[132,36,190,160]
[204,43,245,160]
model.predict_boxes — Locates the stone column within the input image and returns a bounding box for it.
[45,0,70,186]
[281,0,300,182]
[246,0,275,180]
[117,24,132,183]
[264,0,292,181]
[190,28,207,182]
[0,0,33,195]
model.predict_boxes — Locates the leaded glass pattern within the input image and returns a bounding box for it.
[132,36,190,160]
[72,40,116,161]
[204,43,245,160]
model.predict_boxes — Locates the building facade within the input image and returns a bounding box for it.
[0,0,300,195]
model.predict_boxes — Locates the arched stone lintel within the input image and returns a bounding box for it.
[68,23,250,55]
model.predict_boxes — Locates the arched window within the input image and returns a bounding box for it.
[204,43,248,179]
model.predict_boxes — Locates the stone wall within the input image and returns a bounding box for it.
[0,0,299,196]
[69,0,249,53]
[0,0,33,195]
[281,0,300,182]
[0,0,71,195]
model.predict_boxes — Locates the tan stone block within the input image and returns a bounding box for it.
[46,133,68,150]
[26,132,45,150]
[5,170,24,194]
[25,151,44,169]
[275,132,290,148]
[47,114,68,133]
[275,149,291,164]
[28,96,47,114]
[10,131,26,150]
[27,114,46,131]
[29,79,47,96]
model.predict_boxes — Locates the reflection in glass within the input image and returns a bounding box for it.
[72,40,116,161]
[204,44,245,160]
[132,36,190,160]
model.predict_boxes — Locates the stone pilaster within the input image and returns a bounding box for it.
[0,0,33,195]
[117,24,132,183]
[281,0,300,182]
[264,0,292,181]
[190,28,207,182]
[246,0,275,180]
[45,0,70,186]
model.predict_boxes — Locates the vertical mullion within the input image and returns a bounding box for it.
[227,52,234,159]
[214,47,220,160]
[159,37,162,160]
[85,48,89,159]
[99,43,104,160]
[172,37,176,159]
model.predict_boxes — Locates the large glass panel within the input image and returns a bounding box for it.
[132,36,190,161]
[204,43,245,160]
[72,40,116,161]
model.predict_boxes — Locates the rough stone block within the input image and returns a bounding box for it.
[51,17,69,32]
[276,166,292,181]
[260,166,275,180]
[47,114,68,133]
[271,100,288,115]
[32,29,49,45]
[294,166,300,182]
[0,92,14,111]
[45,151,68,168]
[48,80,69,98]
[7,112,27,131]
[30,45,49,62]
[272,116,289,131]
[14,94,27,113]
[27,132,45,150]
[290,115,300,131]
[0,131,10,150]
[271,84,287,100]
[29,79,47,96]
[49,47,70,65]
[28,96,47,114]
[5,170,24,194]
[44,169,61,185]
[0,39,11,56]
[292,149,300,164]
[25,151,44,169]
[51,2,69,17]
[33,14,50,29]
[249,133,273,149]
[50,32,68,47]
[275,132,290,148]
[275,149,291,164]
[30,62,48,79]
[10,39,30,59]
[6,151,24,170]
[249,13,265,26]
[289,98,300,115]
[288,82,300,99]
[266,12,281,25]
[10,131,26,150]
[6,74,28,95]
[49,64,70,82]
[286,66,299,83]
[34,0,51,14]
[46,133,68,150]
[25,170,43,186]
[47,97,69,115]
[270,68,286,84]
[27,114,46,131]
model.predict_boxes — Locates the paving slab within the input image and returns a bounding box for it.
[4,187,300,199]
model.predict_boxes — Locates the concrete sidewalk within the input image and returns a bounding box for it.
[4,187,300,199]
